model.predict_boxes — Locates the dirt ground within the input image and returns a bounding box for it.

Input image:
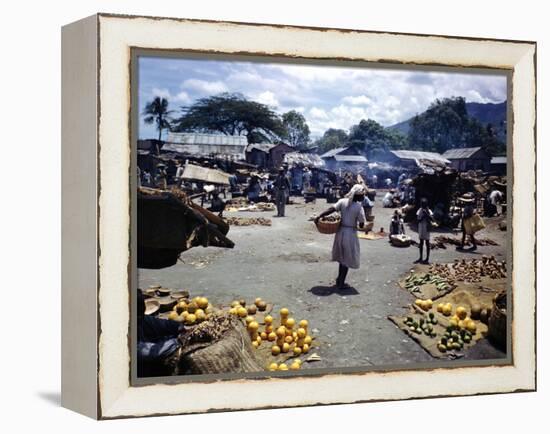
[139,192,507,370]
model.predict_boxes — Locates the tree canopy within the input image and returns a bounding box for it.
[173,93,286,144]
[143,96,173,141]
[281,110,311,150]
[407,96,505,155]
[315,129,349,154]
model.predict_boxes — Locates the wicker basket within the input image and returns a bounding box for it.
[315,219,341,234]
[488,291,507,350]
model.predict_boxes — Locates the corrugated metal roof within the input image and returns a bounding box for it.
[245,143,277,153]
[180,163,230,185]
[166,132,248,147]
[390,150,450,164]
[442,147,483,159]
[284,152,325,168]
[334,155,368,163]
[490,156,507,165]
[319,146,349,158]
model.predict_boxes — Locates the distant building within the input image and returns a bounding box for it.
[164,132,248,160]
[442,147,491,172]
[373,149,449,169]
[245,142,295,169]
[320,146,368,171]
[137,139,163,155]
[490,156,507,175]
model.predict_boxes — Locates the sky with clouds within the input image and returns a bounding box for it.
[138,56,507,140]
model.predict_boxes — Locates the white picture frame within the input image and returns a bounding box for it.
[61,13,536,419]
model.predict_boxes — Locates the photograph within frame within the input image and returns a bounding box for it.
[130,48,513,386]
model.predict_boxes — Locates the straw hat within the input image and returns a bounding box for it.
[144,298,160,316]
[458,192,475,203]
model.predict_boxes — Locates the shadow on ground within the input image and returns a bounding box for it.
[309,285,360,297]
[37,391,61,407]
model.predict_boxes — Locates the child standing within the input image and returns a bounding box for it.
[415,197,434,264]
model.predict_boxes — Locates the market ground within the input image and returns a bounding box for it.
[139,192,507,370]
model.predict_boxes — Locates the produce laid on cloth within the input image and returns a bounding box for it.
[411,236,498,250]
[389,299,489,359]
[401,271,455,299]
[227,202,276,213]
[391,256,506,359]
[229,304,317,370]
[224,216,272,226]
[399,256,506,300]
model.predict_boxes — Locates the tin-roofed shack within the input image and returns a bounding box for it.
[164,132,248,160]
[490,156,507,175]
[373,149,450,170]
[245,142,294,170]
[320,146,367,171]
[442,147,491,172]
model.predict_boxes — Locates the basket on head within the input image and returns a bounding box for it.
[315,218,340,234]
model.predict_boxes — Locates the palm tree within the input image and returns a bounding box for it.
[143,96,173,141]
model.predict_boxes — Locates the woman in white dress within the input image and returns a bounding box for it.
[315,184,366,289]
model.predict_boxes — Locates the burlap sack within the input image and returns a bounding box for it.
[175,312,263,375]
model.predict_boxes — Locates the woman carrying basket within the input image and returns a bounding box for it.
[315,184,366,289]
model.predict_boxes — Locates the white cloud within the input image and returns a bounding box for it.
[175,91,192,104]
[309,107,329,120]
[341,95,373,105]
[181,78,227,94]
[254,91,279,107]
[151,87,171,99]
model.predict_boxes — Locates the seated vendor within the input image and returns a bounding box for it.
[208,190,226,217]
[137,291,184,377]
[389,209,405,239]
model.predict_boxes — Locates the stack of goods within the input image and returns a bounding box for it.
[229,304,315,371]
[315,215,341,234]
[450,256,506,282]
[389,298,489,359]
[166,296,213,325]
[405,272,454,293]
[431,235,499,249]
[224,217,272,226]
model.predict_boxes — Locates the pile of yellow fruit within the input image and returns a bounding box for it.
[268,308,313,357]
[228,297,267,318]
[268,359,302,371]
[167,296,212,325]
[414,298,433,311]
[436,303,477,334]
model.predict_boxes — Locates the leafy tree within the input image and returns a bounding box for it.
[281,110,311,150]
[315,129,349,154]
[143,96,173,141]
[407,96,504,155]
[173,93,285,144]
[347,119,407,158]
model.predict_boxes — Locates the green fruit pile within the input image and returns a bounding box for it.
[437,325,473,353]
[404,312,438,338]
[404,272,453,293]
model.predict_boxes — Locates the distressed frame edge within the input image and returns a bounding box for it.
[94,14,536,419]
[61,13,101,419]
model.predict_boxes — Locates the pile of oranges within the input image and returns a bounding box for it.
[230,304,314,371]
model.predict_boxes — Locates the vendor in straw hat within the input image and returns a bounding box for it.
[315,184,366,289]
[458,192,478,251]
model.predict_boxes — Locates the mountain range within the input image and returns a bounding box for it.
[389,101,507,141]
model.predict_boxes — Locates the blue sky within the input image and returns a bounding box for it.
[138,56,507,140]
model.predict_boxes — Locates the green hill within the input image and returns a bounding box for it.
[389,101,507,141]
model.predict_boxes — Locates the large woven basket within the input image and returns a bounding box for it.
[175,312,263,375]
[315,219,341,234]
[488,291,507,350]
